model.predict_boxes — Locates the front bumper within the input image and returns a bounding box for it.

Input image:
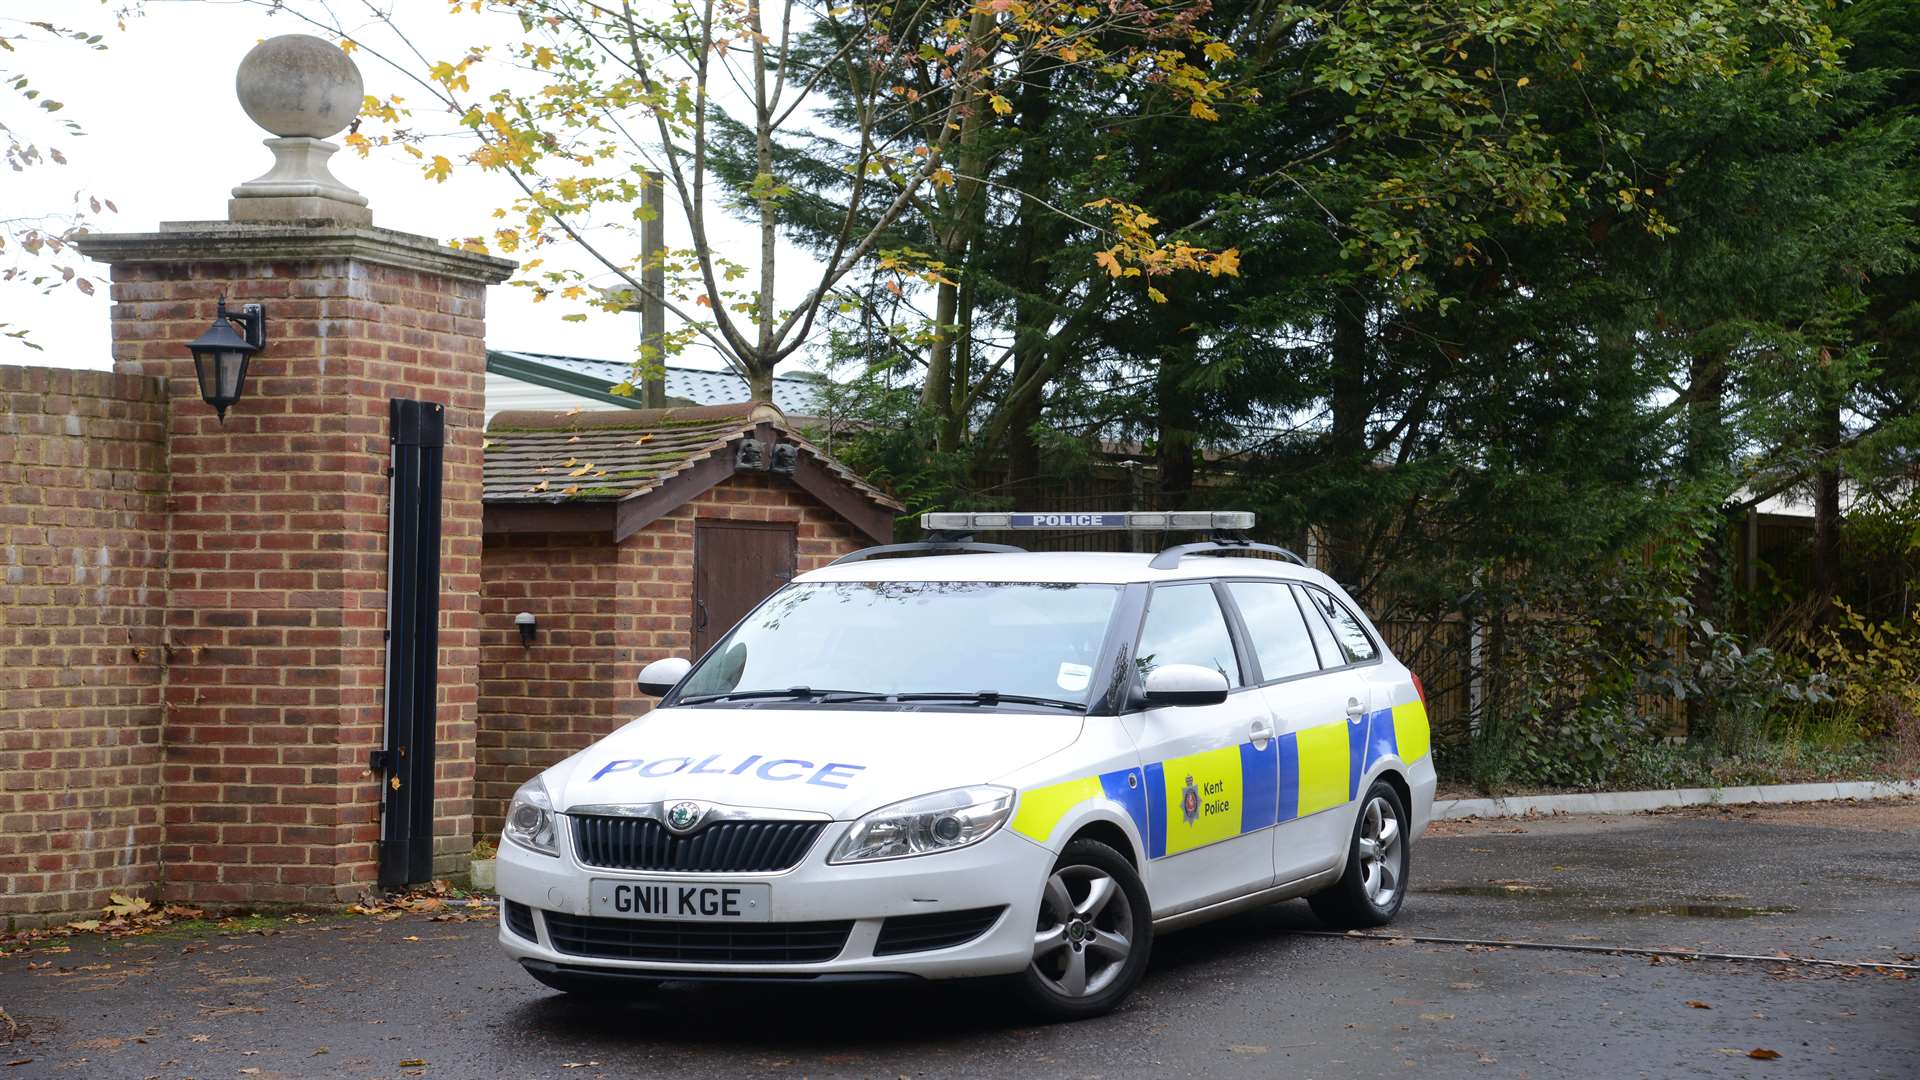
[496,820,1052,981]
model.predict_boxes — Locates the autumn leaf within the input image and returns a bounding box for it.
[65,920,101,932]
[988,93,1013,116]
[1748,1049,1781,1060]
[1146,286,1168,303]
[568,464,593,477]
[1190,100,1220,121]
[399,1060,428,1068]
[424,155,453,183]
[1685,1000,1711,1009]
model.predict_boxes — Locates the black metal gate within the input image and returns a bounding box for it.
[374,398,445,888]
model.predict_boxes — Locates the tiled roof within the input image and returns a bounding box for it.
[483,402,899,512]
[487,350,828,417]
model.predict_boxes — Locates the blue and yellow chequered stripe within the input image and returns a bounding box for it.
[1010,699,1431,856]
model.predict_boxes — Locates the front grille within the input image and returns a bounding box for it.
[503,899,537,941]
[571,815,826,873]
[873,906,1006,956]
[542,911,853,964]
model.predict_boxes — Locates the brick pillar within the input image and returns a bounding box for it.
[77,224,513,905]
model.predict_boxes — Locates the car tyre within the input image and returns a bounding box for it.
[1308,779,1411,928]
[1011,838,1153,1021]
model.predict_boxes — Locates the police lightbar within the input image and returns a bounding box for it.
[920,510,1255,532]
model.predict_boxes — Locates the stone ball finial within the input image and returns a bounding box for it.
[235,34,363,139]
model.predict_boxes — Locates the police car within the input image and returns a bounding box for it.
[496,511,1435,1019]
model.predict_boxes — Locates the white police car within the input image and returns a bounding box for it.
[496,512,1435,1019]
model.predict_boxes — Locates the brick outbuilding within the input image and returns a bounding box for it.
[473,403,901,839]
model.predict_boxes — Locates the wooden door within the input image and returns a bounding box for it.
[692,521,797,657]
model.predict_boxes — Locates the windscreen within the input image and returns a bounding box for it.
[676,581,1122,705]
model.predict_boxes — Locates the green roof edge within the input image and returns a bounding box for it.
[486,350,645,411]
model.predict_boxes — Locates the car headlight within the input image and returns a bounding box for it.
[828,785,1014,864]
[503,776,559,856]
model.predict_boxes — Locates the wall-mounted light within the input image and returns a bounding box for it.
[515,611,537,647]
[185,297,267,423]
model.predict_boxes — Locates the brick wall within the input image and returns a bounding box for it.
[91,232,507,905]
[475,472,866,838]
[0,365,170,926]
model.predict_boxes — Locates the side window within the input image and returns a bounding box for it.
[1306,587,1379,664]
[1136,584,1242,688]
[1291,583,1344,669]
[1224,581,1320,682]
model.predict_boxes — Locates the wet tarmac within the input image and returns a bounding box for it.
[2,799,1915,1079]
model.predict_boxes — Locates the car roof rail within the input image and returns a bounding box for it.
[1149,535,1308,571]
[828,533,1027,566]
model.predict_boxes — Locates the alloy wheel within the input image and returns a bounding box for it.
[1030,864,1134,998]
[1357,795,1403,908]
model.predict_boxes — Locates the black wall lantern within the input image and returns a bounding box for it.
[515,611,537,647]
[185,297,266,423]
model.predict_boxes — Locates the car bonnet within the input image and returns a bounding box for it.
[547,705,1086,819]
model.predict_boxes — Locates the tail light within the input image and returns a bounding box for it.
[1411,672,1428,710]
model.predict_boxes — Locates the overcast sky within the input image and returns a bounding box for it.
[4,0,818,374]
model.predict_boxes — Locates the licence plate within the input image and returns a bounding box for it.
[588,879,772,922]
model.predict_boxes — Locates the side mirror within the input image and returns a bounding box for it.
[636,656,692,697]
[1142,663,1231,707]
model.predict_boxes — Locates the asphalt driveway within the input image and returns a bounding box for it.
[3,799,1915,1080]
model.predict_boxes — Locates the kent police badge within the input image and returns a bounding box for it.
[1181,774,1201,826]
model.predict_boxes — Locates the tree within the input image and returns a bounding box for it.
[0,7,125,351]
[271,0,1243,400]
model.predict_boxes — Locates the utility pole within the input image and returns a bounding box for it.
[641,169,667,408]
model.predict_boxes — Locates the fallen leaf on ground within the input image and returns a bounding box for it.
[105,893,151,918]
[4,1060,32,1068]
[1749,1049,1782,1060]
[189,1035,210,1042]
[1228,1045,1268,1055]
[400,1060,428,1067]
[1685,1000,1712,1009]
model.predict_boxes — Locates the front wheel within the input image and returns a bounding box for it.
[1308,780,1411,928]
[1011,838,1153,1021]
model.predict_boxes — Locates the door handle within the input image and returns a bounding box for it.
[1346,698,1367,724]
[1249,719,1273,749]
[694,598,709,630]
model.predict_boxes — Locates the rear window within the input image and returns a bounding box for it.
[1303,587,1378,664]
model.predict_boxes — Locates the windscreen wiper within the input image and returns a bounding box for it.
[888,691,1086,711]
[677,686,876,705]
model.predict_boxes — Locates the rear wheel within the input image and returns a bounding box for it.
[1308,780,1410,928]
[1012,838,1152,1021]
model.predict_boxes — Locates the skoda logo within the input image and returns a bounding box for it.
[664,801,705,833]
